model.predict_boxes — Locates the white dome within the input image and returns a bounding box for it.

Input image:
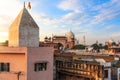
[66,31,75,42]
[66,31,74,38]
[108,39,114,43]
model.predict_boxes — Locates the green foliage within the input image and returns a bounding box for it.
[72,44,85,49]
[112,42,119,46]
[91,43,100,50]
[91,43,109,50]
[103,45,108,50]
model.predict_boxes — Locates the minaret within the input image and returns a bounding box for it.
[83,35,86,46]
[9,3,39,47]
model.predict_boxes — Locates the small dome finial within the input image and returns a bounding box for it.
[24,2,25,8]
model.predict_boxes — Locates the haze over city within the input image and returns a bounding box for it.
[0,0,120,44]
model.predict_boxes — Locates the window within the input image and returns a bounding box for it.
[34,62,47,71]
[104,70,108,78]
[0,63,10,72]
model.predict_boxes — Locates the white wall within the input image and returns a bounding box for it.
[104,68,111,80]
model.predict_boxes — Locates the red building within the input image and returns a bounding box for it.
[40,31,75,49]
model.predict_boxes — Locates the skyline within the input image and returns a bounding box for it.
[0,0,120,44]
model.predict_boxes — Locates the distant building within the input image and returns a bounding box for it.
[54,51,120,80]
[105,39,115,48]
[108,46,120,55]
[0,4,53,80]
[104,39,120,55]
[56,59,105,80]
[40,31,75,49]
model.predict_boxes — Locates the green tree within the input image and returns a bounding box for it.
[99,43,103,49]
[112,42,119,46]
[72,44,85,49]
[103,45,108,50]
[91,43,99,50]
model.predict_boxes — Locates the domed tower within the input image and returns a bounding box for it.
[66,31,75,49]
[66,31,75,42]
[108,38,114,44]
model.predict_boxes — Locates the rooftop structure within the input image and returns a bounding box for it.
[54,51,120,80]
[41,31,76,49]
[9,5,39,47]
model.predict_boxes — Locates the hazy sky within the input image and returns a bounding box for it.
[0,0,120,44]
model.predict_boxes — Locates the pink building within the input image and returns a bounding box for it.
[0,4,53,80]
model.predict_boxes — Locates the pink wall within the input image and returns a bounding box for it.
[0,53,26,80]
[27,47,53,80]
[0,46,53,80]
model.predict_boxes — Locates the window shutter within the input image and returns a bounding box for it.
[34,63,37,71]
[1,63,4,71]
[6,63,10,72]
[0,63,1,71]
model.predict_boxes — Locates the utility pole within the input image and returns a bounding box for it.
[17,71,22,80]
